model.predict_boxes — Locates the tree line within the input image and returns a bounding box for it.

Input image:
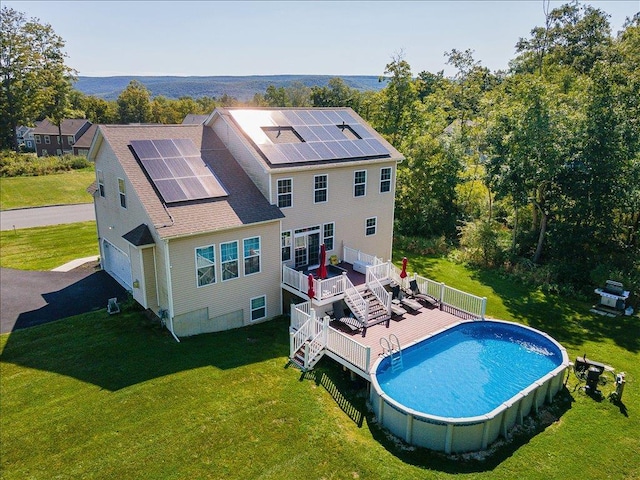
[1,2,638,297]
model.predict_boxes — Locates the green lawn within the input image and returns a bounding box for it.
[1,255,638,479]
[0,221,98,270]
[0,168,95,210]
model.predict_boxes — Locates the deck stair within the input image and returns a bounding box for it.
[344,287,391,335]
[380,334,403,372]
[289,316,326,372]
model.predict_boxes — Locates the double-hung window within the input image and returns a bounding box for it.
[97,170,105,197]
[314,174,327,203]
[196,245,216,287]
[35,135,41,144]
[220,241,239,281]
[281,231,292,261]
[118,178,127,208]
[323,223,334,251]
[68,136,74,145]
[366,217,377,236]
[277,178,292,208]
[44,135,50,144]
[250,296,266,322]
[244,237,261,275]
[354,170,366,197]
[380,167,392,193]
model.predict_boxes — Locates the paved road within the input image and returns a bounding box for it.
[0,203,95,230]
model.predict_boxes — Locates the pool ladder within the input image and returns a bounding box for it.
[380,334,403,372]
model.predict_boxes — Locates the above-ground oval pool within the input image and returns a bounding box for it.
[369,320,569,454]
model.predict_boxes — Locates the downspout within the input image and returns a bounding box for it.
[163,238,180,342]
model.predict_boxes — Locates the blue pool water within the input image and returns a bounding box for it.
[376,322,563,418]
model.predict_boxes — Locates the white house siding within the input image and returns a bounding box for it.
[211,116,271,200]
[167,220,282,337]
[273,160,397,264]
[93,139,165,305]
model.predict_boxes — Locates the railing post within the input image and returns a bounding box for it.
[440,282,445,310]
[386,291,392,315]
[481,297,487,320]
[323,315,329,345]
[365,346,371,373]
[289,330,295,359]
[303,342,309,370]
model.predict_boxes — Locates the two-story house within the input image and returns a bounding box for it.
[88,107,403,339]
[33,118,92,157]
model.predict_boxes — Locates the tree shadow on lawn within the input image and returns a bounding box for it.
[0,311,291,391]
[366,386,576,474]
[471,268,640,354]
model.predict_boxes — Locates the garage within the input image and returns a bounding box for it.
[102,240,132,289]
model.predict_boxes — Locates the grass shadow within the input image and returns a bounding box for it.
[0,311,290,391]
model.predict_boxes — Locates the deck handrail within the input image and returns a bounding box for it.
[441,283,486,319]
[326,326,371,372]
[367,262,389,283]
[343,275,368,324]
[367,267,391,316]
[290,302,311,330]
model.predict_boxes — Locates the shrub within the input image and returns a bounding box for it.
[0,150,92,177]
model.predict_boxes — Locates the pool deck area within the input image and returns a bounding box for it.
[331,303,465,373]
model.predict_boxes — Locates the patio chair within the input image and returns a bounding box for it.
[392,284,421,312]
[408,279,437,306]
[331,300,360,333]
[107,297,120,315]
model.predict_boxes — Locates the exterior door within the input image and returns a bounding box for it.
[294,229,321,268]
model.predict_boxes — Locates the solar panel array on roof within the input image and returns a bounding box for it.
[130,139,228,204]
[228,109,392,166]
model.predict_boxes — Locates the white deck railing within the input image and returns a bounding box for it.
[344,276,368,324]
[441,283,486,319]
[342,246,384,267]
[326,327,371,373]
[367,270,391,316]
[290,302,311,330]
[283,265,349,301]
[367,262,390,282]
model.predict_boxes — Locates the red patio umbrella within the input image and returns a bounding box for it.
[318,244,327,280]
[307,273,315,299]
[400,257,408,284]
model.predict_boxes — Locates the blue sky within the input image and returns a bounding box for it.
[5,1,639,77]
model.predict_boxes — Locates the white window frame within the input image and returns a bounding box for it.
[281,230,292,262]
[97,170,105,197]
[323,222,335,251]
[250,295,266,322]
[44,135,50,144]
[365,217,377,236]
[314,174,328,204]
[67,135,74,145]
[220,241,239,282]
[243,236,261,276]
[195,244,216,287]
[118,178,127,209]
[35,135,41,144]
[354,170,366,197]
[277,178,293,208]
[380,167,392,193]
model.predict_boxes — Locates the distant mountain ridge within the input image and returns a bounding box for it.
[73,75,385,101]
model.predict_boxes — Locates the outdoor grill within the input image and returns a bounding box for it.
[594,280,631,314]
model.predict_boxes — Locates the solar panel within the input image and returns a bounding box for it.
[228,109,393,165]
[131,138,228,204]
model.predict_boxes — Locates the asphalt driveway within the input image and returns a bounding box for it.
[0,262,126,334]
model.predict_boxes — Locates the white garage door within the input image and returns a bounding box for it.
[103,240,132,289]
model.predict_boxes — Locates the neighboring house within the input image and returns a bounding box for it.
[88,107,403,339]
[15,125,36,151]
[72,124,98,157]
[181,114,209,125]
[32,118,92,157]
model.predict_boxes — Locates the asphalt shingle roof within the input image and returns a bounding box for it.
[97,124,284,240]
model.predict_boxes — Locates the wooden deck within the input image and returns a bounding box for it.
[331,303,466,373]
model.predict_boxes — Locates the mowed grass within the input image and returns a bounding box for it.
[0,168,95,210]
[1,254,638,479]
[0,221,98,270]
